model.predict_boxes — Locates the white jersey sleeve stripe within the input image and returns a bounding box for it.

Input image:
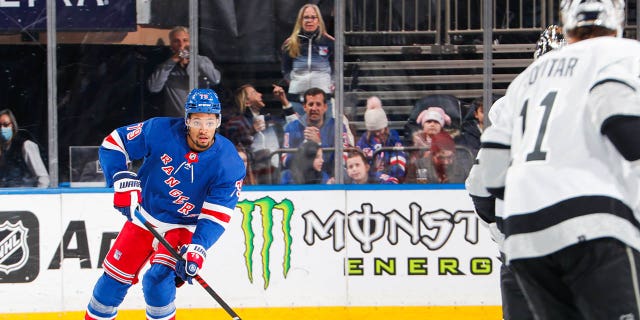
[101,130,131,163]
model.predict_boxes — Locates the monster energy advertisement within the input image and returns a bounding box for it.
[0,188,502,313]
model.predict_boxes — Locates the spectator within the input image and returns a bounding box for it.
[235,84,298,184]
[280,141,333,184]
[346,149,397,184]
[0,109,50,188]
[408,132,469,184]
[455,97,488,156]
[412,106,452,158]
[282,87,348,176]
[236,144,256,186]
[404,94,462,145]
[219,102,255,152]
[281,4,335,118]
[356,96,406,183]
[147,26,222,117]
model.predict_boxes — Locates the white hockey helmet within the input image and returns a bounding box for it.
[560,0,625,37]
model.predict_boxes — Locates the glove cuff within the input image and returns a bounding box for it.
[188,244,207,260]
[113,171,141,192]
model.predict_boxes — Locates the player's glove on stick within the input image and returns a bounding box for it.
[175,244,206,284]
[112,171,141,221]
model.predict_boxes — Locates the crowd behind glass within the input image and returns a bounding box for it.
[2,0,637,187]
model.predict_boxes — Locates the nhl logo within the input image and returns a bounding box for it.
[0,221,29,275]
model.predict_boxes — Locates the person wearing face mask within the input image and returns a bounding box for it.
[0,109,49,188]
[281,4,334,119]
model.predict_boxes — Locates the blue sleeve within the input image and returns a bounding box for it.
[321,171,332,184]
[280,170,293,184]
[387,131,408,180]
[99,120,151,186]
[373,172,399,184]
[191,219,225,249]
[192,144,245,250]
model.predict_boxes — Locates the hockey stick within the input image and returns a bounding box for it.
[133,209,242,320]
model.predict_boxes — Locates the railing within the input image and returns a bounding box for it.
[259,145,476,185]
[345,0,638,44]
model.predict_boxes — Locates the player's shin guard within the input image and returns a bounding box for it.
[85,273,132,320]
[143,264,178,320]
[146,305,176,320]
[85,296,117,320]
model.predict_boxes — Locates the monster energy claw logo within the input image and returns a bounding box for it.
[237,196,294,290]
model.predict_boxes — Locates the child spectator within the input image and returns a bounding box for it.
[413,106,452,153]
[346,149,397,184]
[356,96,406,183]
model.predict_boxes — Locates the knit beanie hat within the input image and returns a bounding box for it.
[364,107,388,131]
[417,107,451,127]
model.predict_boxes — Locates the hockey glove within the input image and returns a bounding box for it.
[175,244,206,284]
[112,171,142,221]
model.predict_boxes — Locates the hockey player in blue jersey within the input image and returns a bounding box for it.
[84,88,245,320]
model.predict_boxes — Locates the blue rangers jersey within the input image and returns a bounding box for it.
[100,117,246,249]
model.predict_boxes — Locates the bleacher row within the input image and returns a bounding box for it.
[343,43,535,138]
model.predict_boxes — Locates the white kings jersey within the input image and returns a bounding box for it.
[480,36,640,263]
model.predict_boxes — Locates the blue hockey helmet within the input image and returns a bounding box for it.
[184,88,221,119]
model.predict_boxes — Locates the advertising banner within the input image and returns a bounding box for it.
[0,0,136,31]
[0,188,501,318]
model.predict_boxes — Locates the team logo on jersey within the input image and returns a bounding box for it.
[318,46,329,56]
[185,152,199,164]
[0,211,39,283]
